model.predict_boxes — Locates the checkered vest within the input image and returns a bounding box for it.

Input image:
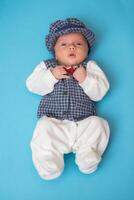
[37,59,96,121]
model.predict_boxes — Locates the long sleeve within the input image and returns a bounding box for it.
[79,60,110,101]
[26,61,58,96]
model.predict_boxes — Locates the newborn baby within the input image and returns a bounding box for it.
[26,18,110,180]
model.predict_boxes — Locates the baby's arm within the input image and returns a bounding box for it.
[79,60,110,101]
[26,61,58,95]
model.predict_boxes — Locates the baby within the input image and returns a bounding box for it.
[26,18,110,180]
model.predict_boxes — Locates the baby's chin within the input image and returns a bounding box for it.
[61,56,86,66]
[61,60,81,67]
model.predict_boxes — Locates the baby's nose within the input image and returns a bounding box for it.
[69,44,75,50]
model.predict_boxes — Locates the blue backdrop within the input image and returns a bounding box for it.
[0,0,133,199]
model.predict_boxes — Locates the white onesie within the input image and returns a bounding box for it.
[26,60,110,180]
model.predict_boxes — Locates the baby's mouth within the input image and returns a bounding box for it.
[68,53,76,57]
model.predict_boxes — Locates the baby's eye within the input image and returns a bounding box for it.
[76,43,82,46]
[61,43,67,46]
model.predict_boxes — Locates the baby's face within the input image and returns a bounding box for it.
[54,33,89,66]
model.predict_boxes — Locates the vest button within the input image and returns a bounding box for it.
[63,91,68,95]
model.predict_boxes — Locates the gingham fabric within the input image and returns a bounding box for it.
[37,59,96,121]
[45,18,95,53]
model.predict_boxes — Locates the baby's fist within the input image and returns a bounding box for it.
[73,65,87,83]
[50,66,70,80]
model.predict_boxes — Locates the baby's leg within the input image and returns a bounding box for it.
[75,116,110,174]
[30,116,70,180]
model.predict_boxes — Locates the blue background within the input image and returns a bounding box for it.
[0,0,133,199]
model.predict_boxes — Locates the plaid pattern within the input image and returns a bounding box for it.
[37,59,96,122]
[45,18,95,52]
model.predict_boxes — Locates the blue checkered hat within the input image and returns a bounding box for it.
[45,18,95,52]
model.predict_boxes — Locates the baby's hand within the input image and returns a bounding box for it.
[73,65,87,83]
[50,66,70,80]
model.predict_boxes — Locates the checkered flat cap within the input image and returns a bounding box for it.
[45,18,95,52]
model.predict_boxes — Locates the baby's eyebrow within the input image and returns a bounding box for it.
[61,39,84,42]
[58,40,67,43]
